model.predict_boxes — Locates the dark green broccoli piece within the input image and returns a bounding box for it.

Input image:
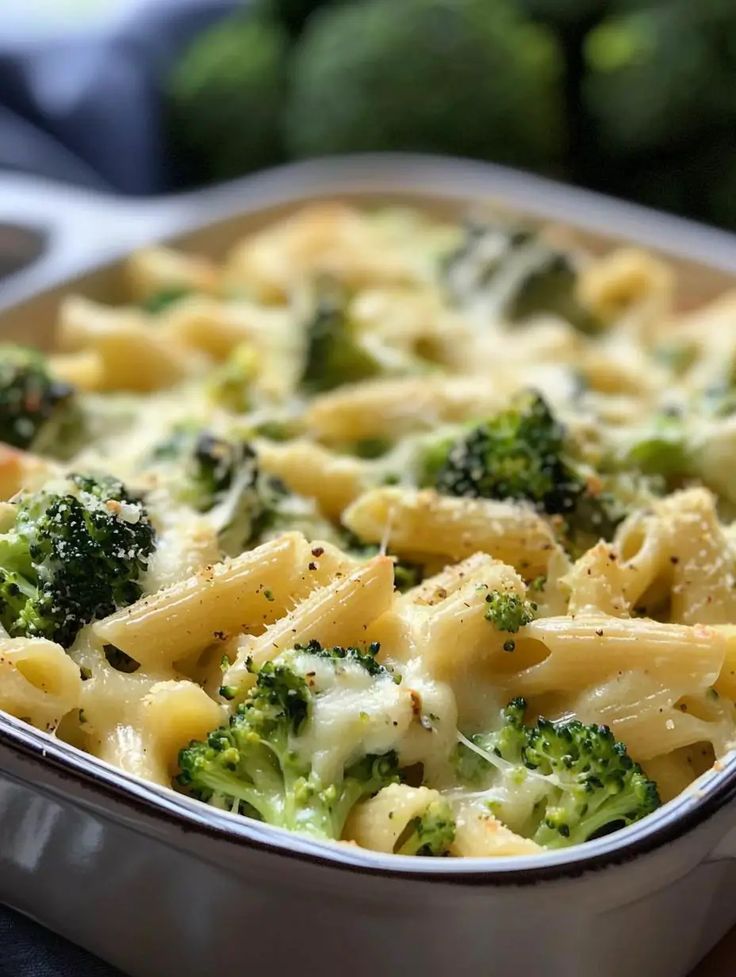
[178,640,400,840]
[301,289,381,393]
[456,698,660,848]
[347,438,393,460]
[150,427,286,547]
[443,223,600,333]
[151,427,340,554]
[286,0,565,169]
[394,798,455,856]
[0,473,156,647]
[424,391,585,514]
[0,345,77,451]
[166,14,288,184]
[484,591,537,632]
[421,391,625,549]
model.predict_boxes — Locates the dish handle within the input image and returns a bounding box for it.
[0,173,205,309]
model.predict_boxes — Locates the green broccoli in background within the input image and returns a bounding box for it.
[286,0,566,169]
[0,474,156,648]
[166,13,289,184]
[455,698,660,848]
[583,0,736,159]
[0,345,78,452]
[178,640,401,840]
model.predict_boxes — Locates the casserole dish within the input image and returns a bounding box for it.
[1,154,736,977]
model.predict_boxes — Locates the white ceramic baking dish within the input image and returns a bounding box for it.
[1,155,736,977]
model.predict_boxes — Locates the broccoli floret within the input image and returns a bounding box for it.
[151,426,341,554]
[286,0,565,168]
[301,289,381,393]
[0,474,156,647]
[455,698,660,848]
[0,345,77,451]
[421,391,625,549]
[425,391,585,513]
[484,592,537,633]
[166,14,288,184]
[151,428,256,513]
[443,223,600,333]
[178,640,401,840]
[394,798,456,856]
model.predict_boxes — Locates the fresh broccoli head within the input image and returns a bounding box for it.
[166,14,288,183]
[484,591,537,633]
[394,798,456,856]
[455,698,660,848]
[301,289,382,393]
[443,222,600,333]
[0,473,156,647]
[286,0,565,168]
[0,345,77,451]
[178,640,402,840]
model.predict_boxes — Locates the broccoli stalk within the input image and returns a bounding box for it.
[394,798,456,856]
[0,474,156,647]
[0,344,78,451]
[178,640,401,840]
[455,698,660,849]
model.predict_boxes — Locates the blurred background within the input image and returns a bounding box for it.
[1,0,735,229]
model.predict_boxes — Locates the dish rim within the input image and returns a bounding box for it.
[2,152,736,883]
[4,713,736,883]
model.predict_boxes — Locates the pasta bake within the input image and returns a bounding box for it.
[1,202,734,859]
